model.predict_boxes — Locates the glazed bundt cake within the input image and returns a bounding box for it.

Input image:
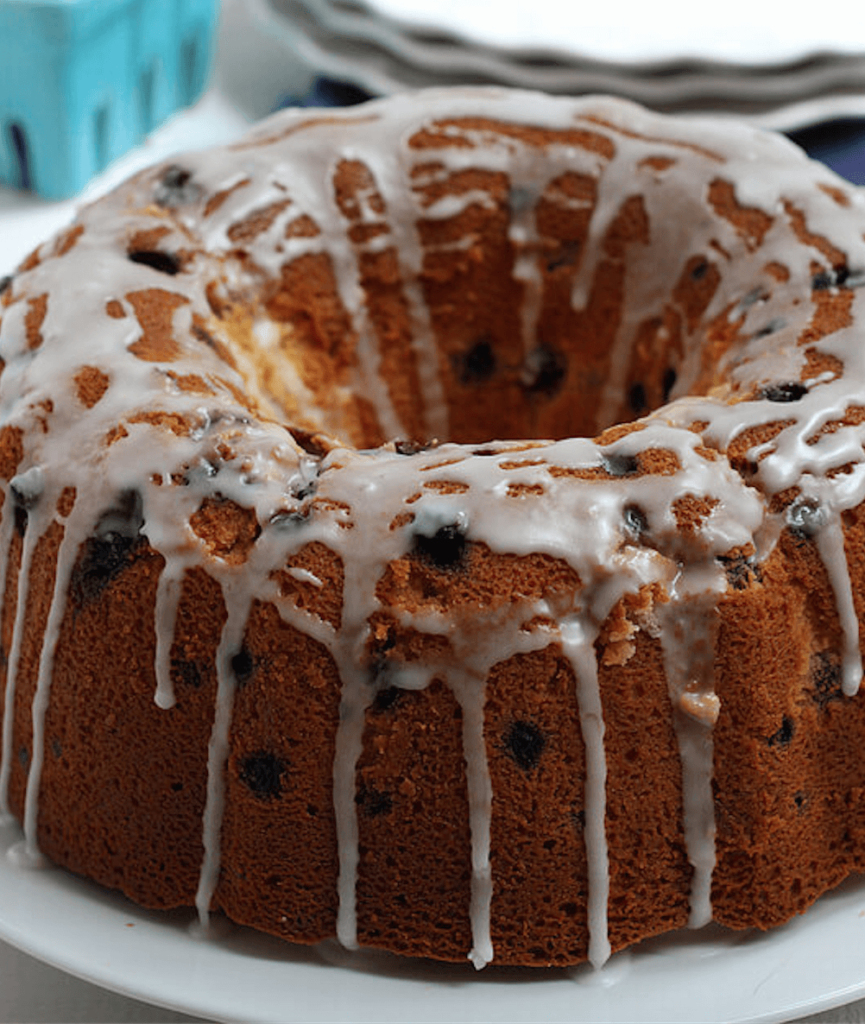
[1,87,865,969]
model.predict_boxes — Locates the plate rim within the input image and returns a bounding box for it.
[3,816,865,1024]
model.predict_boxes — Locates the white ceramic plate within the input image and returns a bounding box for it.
[2,817,865,1024]
[356,0,865,65]
[253,0,865,126]
[300,0,865,86]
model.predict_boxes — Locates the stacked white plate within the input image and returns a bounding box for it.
[248,0,865,130]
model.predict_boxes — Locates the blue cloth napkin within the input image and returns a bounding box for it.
[788,119,865,186]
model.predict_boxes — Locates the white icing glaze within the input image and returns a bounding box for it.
[814,512,863,697]
[21,504,83,863]
[0,526,38,821]
[452,667,495,971]
[561,616,610,970]
[658,585,723,930]
[0,87,864,968]
[195,578,254,928]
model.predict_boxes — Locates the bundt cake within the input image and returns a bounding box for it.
[1,87,865,970]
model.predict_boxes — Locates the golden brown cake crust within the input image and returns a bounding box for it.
[2,88,865,969]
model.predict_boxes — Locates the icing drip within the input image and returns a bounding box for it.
[561,616,610,970]
[330,199,405,443]
[813,511,863,697]
[195,579,254,929]
[658,584,723,929]
[450,669,494,970]
[332,674,370,951]
[153,559,186,710]
[0,524,38,822]
[0,500,16,824]
[384,195,450,440]
[22,506,83,865]
[507,177,546,359]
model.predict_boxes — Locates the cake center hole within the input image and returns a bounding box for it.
[237,312,684,449]
[237,219,715,449]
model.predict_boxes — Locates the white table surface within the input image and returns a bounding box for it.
[3,1,865,1019]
